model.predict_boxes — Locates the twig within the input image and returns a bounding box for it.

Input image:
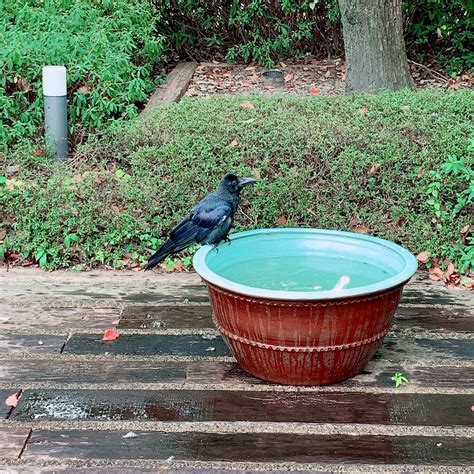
[407,59,450,83]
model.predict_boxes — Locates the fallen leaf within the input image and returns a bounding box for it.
[417,169,423,178]
[461,276,474,289]
[240,100,255,109]
[416,251,430,263]
[277,215,287,225]
[429,267,444,281]
[6,164,21,174]
[310,88,320,96]
[103,328,120,342]
[122,432,138,439]
[78,86,90,94]
[229,139,238,147]
[241,118,257,124]
[5,393,20,408]
[471,405,474,412]
[445,261,455,279]
[354,225,368,234]
[359,106,368,115]
[460,224,470,236]
[284,72,294,82]
[368,163,380,175]
[34,148,42,156]
[112,319,120,325]
[325,70,331,78]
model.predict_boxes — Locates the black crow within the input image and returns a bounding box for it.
[144,173,256,270]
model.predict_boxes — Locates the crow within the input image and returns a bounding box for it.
[144,173,257,270]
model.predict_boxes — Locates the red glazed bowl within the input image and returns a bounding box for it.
[193,229,418,386]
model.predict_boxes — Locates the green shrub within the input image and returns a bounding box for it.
[0,0,165,150]
[1,90,472,272]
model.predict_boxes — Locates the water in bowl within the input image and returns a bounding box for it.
[215,254,392,292]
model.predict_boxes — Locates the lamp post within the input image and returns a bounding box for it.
[42,66,68,161]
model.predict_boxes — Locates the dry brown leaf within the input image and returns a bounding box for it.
[354,225,369,234]
[417,169,423,178]
[368,163,380,175]
[429,267,444,281]
[445,261,455,279]
[252,168,262,179]
[348,216,358,228]
[359,106,368,115]
[416,251,429,263]
[229,139,238,147]
[324,70,331,78]
[78,86,90,94]
[277,215,287,225]
[240,100,255,109]
[284,72,294,82]
[34,148,42,156]
[461,224,470,236]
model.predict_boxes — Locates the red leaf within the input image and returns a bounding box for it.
[354,225,369,234]
[103,328,120,341]
[416,251,429,263]
[5,393,20,408]
[277,215,287,225]
[310,88,320,96]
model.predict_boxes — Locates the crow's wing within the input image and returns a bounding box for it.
[169,200,232,252]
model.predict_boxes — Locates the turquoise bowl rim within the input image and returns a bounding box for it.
[193,228,418,300]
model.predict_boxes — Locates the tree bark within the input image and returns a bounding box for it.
[338,0,413,93]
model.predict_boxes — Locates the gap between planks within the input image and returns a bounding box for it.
[2,420,474,438]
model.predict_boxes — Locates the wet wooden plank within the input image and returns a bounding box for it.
[0,360,188,385]
[119,304,473,332]
[1,358,472,390]
[23,430,474,465]
[0,269,208,305]
[0,427,30,459]
[144,62,197,110]
[2,268,472,308]
[62,332,473,363]
[63,334,230,357]
[0,306,119,330]
[119,305,212,329]
[0,334,66,354]
[0,389,20,419]
[12,389,474,426]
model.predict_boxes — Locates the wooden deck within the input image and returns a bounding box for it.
[0,268,473,472]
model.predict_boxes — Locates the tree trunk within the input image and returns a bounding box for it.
[338,0,413,93]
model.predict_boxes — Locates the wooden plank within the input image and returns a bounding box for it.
[0,334,66,354]
[0,306,119,330]
[0,389,20,419]
[1,358,473,390]
[0,360,188,385]
[119,305,212,329]
[144,62,197,110]
[12,389,474,426]
[2,268,472,308]
[62,332,473,363]
[63,334,230,357]
[23,430,474,465]
[395,306,474,332]
[119,304,473,332]
[0,427,30,459]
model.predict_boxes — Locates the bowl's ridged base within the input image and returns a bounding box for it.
[205,281,404,386]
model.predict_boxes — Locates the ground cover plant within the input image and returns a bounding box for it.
[1,89,472,276]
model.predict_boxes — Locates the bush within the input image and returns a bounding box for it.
[0,0,165,150]
[1,90,472,272]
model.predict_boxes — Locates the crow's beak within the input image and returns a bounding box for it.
[237,177,257,188]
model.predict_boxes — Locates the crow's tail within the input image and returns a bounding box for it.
[144,240,176,271]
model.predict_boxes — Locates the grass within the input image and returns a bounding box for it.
[0,89,472,271]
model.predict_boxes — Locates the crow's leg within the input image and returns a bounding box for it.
[211,243,219,253]
[223,236,231,245]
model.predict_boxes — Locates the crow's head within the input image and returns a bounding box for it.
[219,173,257,194]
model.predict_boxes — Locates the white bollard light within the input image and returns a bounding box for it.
[42,66,68,161]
